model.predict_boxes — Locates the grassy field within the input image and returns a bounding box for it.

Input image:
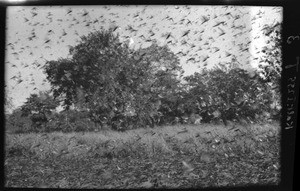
[5,122,280,188]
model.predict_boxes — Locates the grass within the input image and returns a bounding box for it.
[5,122,280,188]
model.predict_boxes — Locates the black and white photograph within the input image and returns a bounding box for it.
[3,3,288,189]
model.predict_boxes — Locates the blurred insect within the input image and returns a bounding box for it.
[200,15,210,24]
[181,30,190,38]
[66,8,73,15]
[44,39,51,44]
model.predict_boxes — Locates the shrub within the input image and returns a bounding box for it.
[6,109,33,133]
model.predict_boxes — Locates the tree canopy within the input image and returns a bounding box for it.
[43,29,183,130]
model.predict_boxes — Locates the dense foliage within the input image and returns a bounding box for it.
[43,29,183,131]
[6,108,32,133]
[6,28,281,133]
[18,91,59,132]
[259,21,281,89]
[181,65,278,126]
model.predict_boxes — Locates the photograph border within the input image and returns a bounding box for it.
[1,0,298,190]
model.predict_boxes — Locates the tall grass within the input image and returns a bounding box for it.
[5,122,280,161]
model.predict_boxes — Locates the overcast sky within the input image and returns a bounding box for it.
[5,5,282,112]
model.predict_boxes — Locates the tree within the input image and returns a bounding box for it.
[183,64,274,125]
[127,43,183,128]
[43,29,183,130]
[44,29,131,128]
[20,91,59,132]
[258,21,282,121]
[259,21,281,88]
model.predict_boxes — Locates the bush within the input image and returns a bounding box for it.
[45,110,98,133]
[6,109,33,134]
